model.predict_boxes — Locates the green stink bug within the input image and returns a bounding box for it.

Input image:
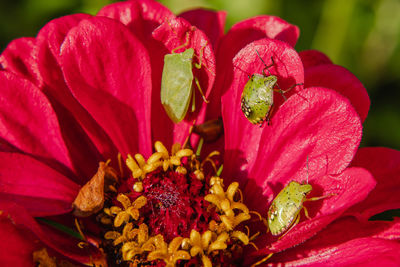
[240,51,295,125]
[267,181,313,236]
[252,162,333,266]
[266,163,333,236]
[161,34,209,123]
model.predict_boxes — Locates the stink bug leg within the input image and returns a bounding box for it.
[193,43,209,104]
[251,253,274,267]
[161,31,209,123]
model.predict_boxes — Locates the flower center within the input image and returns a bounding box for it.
[98,141,258,266]
[139,168,209,242]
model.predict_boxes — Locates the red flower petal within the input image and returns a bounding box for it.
[152,17,216,147]
[98,1,175,151]
[0,152,79,216]
[132,0,175,23]
[222,38,304,183]
[47,103,105,181]
[0,72,74,173]
[97,0,174,40]
[98,2,177,148]
[254,167,375,254]
[301,216,400,251]
[207,16,299,121]
[60,17,153,157]
[0,37,42,86]
[272,238,400,266]
[100,1,182,149]
[224,15,299,48]
[37,14,91,64]
[0,138,21,153]
[299,49,333,69]
[347,147,400,220]
[236,86,362,190]
[0,200,99,264]
[36,14,119,167]
[305,64,370,122]
[179,9,226,50]
[0,212,41,266]
[267,217,400,265]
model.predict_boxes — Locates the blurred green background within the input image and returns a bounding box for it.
[1,0,399,150]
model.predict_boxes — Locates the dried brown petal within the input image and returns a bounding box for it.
[72,162,114,217]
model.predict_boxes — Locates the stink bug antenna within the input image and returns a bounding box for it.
[255,49,273,76]
[165,17,179,37]
[254,50,292,102]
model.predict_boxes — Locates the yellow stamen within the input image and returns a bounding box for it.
[200,151,220,173]
[133,182,143,192]
[194,169,205,180]
[171,143,181,155]
[118,153,124,177]
[119,223,154,261]
[77,242,87,248]
[135,154,146,168]
[210,176,224,187]
[147,236,191,266]
[226,182,239,201]
[155,141,169,156]
[175,148,193,158]
[147,151,165,164]
[109,194,147,227]
[170,155,181,166]
[208,232,229,252]
[175,166,187,175]
[231,230,249,245]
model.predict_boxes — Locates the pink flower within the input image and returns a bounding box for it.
[1,0,399,266]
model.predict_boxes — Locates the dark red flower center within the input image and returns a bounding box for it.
[98,141,258,266]
[139,168,211,242]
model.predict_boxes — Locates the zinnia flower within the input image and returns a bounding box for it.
[1,0,399,266]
